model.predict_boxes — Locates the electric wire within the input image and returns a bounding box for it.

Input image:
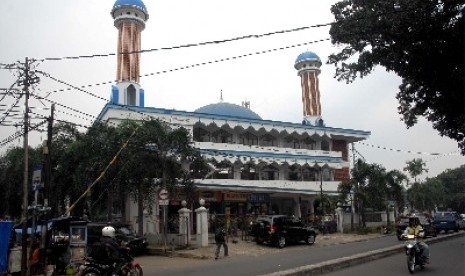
[34,2,439,62]
[39,23,332,62]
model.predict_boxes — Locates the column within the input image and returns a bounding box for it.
[178,200,191,246]
[195,199,209,248]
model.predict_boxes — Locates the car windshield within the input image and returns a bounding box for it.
[434,212,455,219]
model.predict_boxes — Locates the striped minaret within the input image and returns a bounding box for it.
[294,51,323,126]
[110,0,149,107]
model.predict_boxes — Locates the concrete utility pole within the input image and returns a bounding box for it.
[18,57,40,276]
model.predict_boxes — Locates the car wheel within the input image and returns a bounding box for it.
[306,234,315,245]
[276,236,286,248]
[255,237,264,245]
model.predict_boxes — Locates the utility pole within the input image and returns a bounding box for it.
[44,104,54,210]
[41,103,54,271]
[18,57,40,276]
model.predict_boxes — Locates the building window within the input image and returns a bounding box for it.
[211,129,232,143]
[193,125,210,142]
[321,140,330,151]
[240,132,258,146]
[260,165,278,180]
[240,163,257,180]
[301,137,316,150]
[259,133,276,147]
[284,136,300,149]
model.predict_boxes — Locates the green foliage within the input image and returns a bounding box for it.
[407,179,446,212]
[435,165,465,213]
[403,158,428,183]
[0,146,43,219]
[329,0,465,153]
[338,159,407,226]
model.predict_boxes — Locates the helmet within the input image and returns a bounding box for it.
[102,226,116,238]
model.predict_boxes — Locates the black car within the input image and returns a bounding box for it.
[87,222,148,255]
[396,215,436,240]
[252,215,317,248]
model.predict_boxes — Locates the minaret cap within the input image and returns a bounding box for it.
[294,51,322,75]
[111,0,149,28]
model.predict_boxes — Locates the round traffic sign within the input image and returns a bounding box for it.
[159,189,169,200]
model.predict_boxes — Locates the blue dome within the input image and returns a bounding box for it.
[295,51,321,64]
[113,0,147,13]
[195,102,262,120]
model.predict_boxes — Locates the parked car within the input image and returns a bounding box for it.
[432,211,465,233]
[252,215,317,248]
[87,222,148,255]
[396,215,436,240]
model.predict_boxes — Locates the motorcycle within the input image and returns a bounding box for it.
[78,246,143,276]
[404,233,428,274]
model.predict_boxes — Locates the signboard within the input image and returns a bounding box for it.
[224,192,248,202]
[32,166,43,190]
[159,199,169,205]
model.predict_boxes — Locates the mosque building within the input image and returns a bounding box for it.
[98,0,370,234]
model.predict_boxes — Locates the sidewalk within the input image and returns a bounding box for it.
[145,232,386,260]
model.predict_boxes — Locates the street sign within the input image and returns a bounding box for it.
[159,199,169,205]
[159,189,169,200]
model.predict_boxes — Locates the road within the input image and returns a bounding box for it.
[324,235,465,276]
[139,235,402,275]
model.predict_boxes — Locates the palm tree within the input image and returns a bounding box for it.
[404,158,428,184]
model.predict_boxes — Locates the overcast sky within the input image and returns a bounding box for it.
[1,0,463,181]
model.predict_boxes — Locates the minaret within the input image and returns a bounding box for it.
[294,51,323,126]
[110,0,149,107]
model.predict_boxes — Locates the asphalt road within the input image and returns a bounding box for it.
[323,235,465,276]
[141,235,405,276]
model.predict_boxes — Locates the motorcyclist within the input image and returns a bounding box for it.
[404,217,430,263]
[91,226,126,275]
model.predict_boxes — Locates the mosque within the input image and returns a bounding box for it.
[97,0,370,234]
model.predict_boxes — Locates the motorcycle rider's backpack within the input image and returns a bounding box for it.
[215,227,226,242]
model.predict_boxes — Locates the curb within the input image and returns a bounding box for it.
[261,232,465,276]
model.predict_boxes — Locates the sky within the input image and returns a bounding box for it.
[0,0,463,181]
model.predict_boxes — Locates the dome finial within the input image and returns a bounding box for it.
[220,89,223,102]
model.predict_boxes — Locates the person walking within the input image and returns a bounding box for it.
[214,224,228,260]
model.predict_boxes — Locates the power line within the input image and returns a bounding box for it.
[38,23,332,62]
[33,2,435,62]
[35,37,331,99]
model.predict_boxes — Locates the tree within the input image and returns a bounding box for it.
[0,146,42,220]
[118,119,198,235]
[339,159,407,228]
[328,0,464,153]
[435,165,465,213]
[407,178,445,212]
[403,158,428,183]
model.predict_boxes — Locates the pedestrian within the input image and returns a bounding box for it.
[214,224,228,260]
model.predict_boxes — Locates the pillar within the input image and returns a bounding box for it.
[195,199,209,248]
[178,200,191,246]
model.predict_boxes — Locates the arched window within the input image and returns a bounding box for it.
[240,132,258,146]
[193,125,210,142]
[259,133,277,147]
[212,129,233,143]
[127,84,136,105]
[321,140,330,151]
